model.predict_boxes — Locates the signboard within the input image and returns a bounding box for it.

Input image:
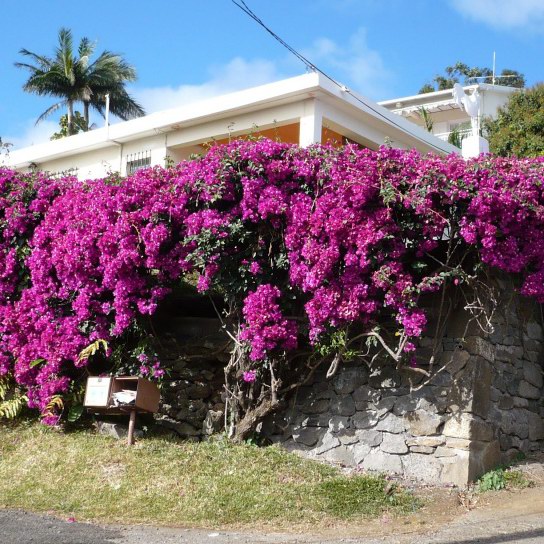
[84,377,112,407]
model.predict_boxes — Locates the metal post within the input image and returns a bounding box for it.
[127,410,136,446]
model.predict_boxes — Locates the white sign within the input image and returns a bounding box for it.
[84,377,112,407]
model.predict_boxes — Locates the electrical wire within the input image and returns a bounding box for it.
[230,0,450,154]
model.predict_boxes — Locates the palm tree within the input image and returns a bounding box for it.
[15,28,145,136]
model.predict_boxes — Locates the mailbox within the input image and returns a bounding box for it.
[84,376,160,413]
[84,376,160,445]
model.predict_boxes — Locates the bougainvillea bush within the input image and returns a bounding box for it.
[0,141,543,434]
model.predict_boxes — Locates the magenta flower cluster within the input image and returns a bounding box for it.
[240,285,298,361]
[0,140,543,421]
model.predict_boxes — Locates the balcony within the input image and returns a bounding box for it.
[433,128,473,143]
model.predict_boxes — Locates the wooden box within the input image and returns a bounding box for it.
[84,376,160,414]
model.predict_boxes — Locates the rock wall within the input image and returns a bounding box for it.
[152,284,544,487]
[154,311,227,439]
[264,285,544,486]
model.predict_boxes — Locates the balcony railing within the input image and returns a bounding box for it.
[433,128,473,142]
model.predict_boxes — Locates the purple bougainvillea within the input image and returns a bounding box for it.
[0,140,543,422]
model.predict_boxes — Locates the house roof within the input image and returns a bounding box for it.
[7,73,458,169]
[378,83,519,115]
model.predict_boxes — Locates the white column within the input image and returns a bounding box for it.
[299,99,323,147]
[461,135,489,159]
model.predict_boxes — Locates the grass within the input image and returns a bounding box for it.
[0,421,418,528]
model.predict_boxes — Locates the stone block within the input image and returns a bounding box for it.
[329,416,350,433]
[300,414,330,427]
[352,443,372,464]
[330,395,356,417]
[354,429,383,447]
[293,427,322,447]
[464,337,494,363]
[361,450,403,473]
[526,322,543,341]
[448,349,470,375]
[352,411,379,429]
[495,345,523,362]
[434,446,458,457]
[315,432,341,455]
[97,421,144,440]
[333,367,368,395]
[439,450,471,487]
[469,440,501,482]
[445,437,472,450]
[498,396,514,410]
[402,453,442,481]
[406,410,443,436]
[523,363,543,389]
[301,398,330,414]
[519,380,541,400]
[506,374,522,396]
[442,416,494,442]
[447,357,491,418]
[321,446,356,466]
[528,412,544,441]
[406,436,445,447]
[410,445,435,454]
[375,413,406,434]
[352,385,381,406]
[374,396,396,417]
[513,396,529,408]
[338,431,359,446]
[380,433,408,454]
[203,410,223,435]
[368,366,401,389]
[393,395,421,416]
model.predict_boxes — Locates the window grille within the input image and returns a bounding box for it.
[126,150,151,175]
[47,167,79,179]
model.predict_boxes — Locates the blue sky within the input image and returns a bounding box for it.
[1,0,543,149]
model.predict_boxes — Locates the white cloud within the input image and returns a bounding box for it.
[302,28,393,99]
[5,120,59,150]
[134,57,284,113]
[450,0,544,30]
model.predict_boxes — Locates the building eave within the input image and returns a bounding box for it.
[7,72,458,169]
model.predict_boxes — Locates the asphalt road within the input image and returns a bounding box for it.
[2,488,544,544]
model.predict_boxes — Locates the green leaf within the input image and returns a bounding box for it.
[29,358,45,368]
[67,405,84,423]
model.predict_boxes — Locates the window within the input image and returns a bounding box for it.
[126,150,151,175]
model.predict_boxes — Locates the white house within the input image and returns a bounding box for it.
[378,83,517,144]
[6,73,458,180]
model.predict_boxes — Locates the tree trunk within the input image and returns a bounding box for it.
[67,101,74,136]
[231,397,284,443]
[83,101,89,131]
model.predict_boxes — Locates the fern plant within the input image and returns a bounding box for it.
[0,375,27,420]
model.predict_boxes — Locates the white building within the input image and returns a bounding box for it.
[379,83,517,145]
[6,73,458,180]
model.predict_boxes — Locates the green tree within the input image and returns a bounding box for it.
[419,61,525,93]
[15,28,145,136]
[50,111,88,140]
[483,84,544,157]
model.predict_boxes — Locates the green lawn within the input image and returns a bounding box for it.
[0,421,418,528]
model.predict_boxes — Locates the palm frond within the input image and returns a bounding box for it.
[36,101,66,124]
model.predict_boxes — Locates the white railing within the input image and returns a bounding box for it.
[433,129,473,142]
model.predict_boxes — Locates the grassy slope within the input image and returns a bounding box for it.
[0,422,418,528]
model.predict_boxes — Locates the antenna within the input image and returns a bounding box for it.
[105,93,110,139]
[492,51,496,85]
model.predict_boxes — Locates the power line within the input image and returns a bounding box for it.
[230,0,449,154]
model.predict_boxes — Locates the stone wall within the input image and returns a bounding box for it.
[153,302,228,439]
[264,285,544,486]
[151,284,544,487]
